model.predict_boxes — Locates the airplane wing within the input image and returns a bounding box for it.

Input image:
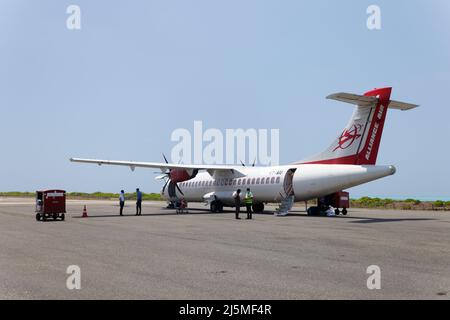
[70,158,246,177]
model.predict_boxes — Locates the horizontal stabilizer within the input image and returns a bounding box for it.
[388,100,419,110]
[327,92,418,110]
[326,93,377,107]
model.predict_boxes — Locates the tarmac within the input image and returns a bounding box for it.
[0,197,449,300]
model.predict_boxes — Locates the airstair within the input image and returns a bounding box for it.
[275,168,296,216]
[276,194,295,216]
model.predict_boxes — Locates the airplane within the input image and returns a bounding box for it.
[70,87,418,216]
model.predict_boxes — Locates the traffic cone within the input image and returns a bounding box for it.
[82,205,88,218]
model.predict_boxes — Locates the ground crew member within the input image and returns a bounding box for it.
[244,188,253,219]
[119,190,125,216]
[232,189,241,219]
[136,188,142,216]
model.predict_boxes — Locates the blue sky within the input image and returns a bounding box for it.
[0,0,449,198]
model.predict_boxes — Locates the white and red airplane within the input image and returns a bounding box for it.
[71,87,417,215]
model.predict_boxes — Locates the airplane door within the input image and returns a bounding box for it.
[283,169,297,196]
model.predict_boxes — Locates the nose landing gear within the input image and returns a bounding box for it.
[210,201,224,213]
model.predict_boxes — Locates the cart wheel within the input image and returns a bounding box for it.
[35,213,41,221]
[60,213,65,221]
[53,213,58,221]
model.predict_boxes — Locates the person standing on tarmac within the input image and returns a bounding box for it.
[119,190,125,216]
[232,189,242,219]
[244,188,253,220]
[136,188,142,216]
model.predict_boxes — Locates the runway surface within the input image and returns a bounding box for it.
[1,197,449,300]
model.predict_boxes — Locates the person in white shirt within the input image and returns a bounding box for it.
[119,190,125,216]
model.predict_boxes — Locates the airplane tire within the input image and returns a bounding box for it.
[61,213,65,221]
[252,203,264,213]
[36,213,41,221]
[335,209,340,216]
[307,206,319,216]
[342,208,348,215]
[211,201,221,213]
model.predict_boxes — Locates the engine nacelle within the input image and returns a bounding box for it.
[169,168,198,183]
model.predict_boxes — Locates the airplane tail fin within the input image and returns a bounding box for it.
[298,87,418,165]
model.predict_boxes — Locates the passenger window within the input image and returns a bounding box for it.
[256,178,260,184]
[251,178,256,185]
[266,177,270,184]
[271,177,275,184]
[276,177,280,184]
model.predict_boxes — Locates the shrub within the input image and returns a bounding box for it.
[434,200,445,207]
[405,198,421,205]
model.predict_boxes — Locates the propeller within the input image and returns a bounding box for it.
[175,183,184,196]
[161,178,170,194]
[158,153,184,196]
[240,159,256,167]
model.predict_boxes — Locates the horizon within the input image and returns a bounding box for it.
[1,190,449,202]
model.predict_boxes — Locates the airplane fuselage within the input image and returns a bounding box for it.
[162,164,396,207]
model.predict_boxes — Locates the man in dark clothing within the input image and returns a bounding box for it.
[119,190,125,216]
[232,189,241,219]
[136,188,142,216]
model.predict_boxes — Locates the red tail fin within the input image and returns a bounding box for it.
[355,87,391,165]
[297,87,409,165]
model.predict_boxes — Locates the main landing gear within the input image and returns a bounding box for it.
[252,203,265,213]
[334,208,348,216]
[210,201,224,213]
[210,201,265,214]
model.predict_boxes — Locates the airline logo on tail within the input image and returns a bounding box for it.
[333,124,363,152]
[364,103,385,161]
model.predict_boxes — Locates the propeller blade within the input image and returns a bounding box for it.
[162,179,169,193]
[154,170,169,174]
[175,183,184,196]
[162,153,169,164]
[155,174,168,180]
[240,160,246,167]
[252,158,256,167]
